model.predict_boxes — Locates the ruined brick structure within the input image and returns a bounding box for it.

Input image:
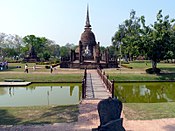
[60,6,117,69]
[23,45,40,62]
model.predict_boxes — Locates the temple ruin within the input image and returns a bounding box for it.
[60,6,117,69]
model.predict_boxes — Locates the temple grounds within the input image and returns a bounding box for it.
[1,61,175,129]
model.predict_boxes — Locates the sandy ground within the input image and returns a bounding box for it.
[1,99,175,131]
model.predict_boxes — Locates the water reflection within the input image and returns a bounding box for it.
[115,82,175,103]
[0,88,7,95]
[0,84,81,107]
[47,90,49,105]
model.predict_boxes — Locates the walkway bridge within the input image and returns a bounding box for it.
[82,68,114,99]
[75,69,115,130]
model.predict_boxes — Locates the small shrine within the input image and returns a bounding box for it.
[60,6,117,69]
[23,45,40,62]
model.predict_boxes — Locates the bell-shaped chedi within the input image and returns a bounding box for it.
[80,5,97,60]
[60,5,118,69]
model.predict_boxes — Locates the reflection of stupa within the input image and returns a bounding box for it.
[23,45,40,62]
[60,5,117,69]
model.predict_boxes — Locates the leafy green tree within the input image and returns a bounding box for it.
[3,48,18,58]
[60,46,70,58]
[48,44,60,58]
[60,43,76,58]
[23,35,47,54]
[140,10,175,70]
[107,46,116,58]
[112,10,175,72]
[43,51,51,61]
[112,10,141,61]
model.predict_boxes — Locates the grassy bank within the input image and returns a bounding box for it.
[0,73,83,82]
[123,102,175,120]
[104,62,175,81]
[0,63,84,82]
[109,73,175,81]
[0,105,78,125]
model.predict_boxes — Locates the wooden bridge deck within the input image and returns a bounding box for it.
[85,69,111,99]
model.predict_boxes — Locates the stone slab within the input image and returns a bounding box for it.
[0,82,31,86]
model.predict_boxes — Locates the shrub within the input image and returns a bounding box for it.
[45,65,50,69]
[146,68,161,74]
[121,64,133,69]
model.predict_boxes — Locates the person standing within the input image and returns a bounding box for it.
[50,65,53,73]
[25,64,28,73]
[33,64,36,71]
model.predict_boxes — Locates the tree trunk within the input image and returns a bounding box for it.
[152,60,157,71]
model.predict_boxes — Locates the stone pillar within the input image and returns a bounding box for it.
[96,42,100,63]
[105,48,109,63]
[93,45,96,61]
[104,48,109,68]
[70,49,73,62]
[79,41,83,63]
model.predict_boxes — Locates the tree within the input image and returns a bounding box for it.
[43,51,51,61]
[140,10,175,71]
[23,35,47,54]
[112,10,141,61]
[112,10,175,73]
[48,44,60,58]
[0,33,24,59]
[60,43,76,58]
[60,46,70,58]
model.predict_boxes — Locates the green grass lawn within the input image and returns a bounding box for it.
[0,73,83,82]
[123,102,175,120]
[0,105,78,125]
[3,63,48,72]
[123,61,151,68]
[109,73,175,81]
[124,61,175,72]
[104,61,175,81]
[0,63,84,82]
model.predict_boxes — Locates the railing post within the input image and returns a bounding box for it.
[103,71,105,82]
[111,80,115,98]
[82,67,87,99]
[84,68,87,86]
[82,79,85,99]
[106,75,109,89]
[103,71,105,76]
[84,78,86,98]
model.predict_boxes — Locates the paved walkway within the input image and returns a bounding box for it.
[74,70,111,130]
[85,69,111,99]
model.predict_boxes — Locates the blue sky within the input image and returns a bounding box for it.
[0,0,175,47]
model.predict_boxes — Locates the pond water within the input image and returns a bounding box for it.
[0,83,81,107]
[115,82,175,103]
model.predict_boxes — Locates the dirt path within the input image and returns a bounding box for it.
[1,99,175,131]
[75,100,175,131]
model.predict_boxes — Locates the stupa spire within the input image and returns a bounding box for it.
[85,4,91,28]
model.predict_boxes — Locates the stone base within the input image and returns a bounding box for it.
[60,60,118,69]
[23,57,40,62]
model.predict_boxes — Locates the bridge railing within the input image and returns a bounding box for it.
[82,68,87,99]
[97,67,115,98]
